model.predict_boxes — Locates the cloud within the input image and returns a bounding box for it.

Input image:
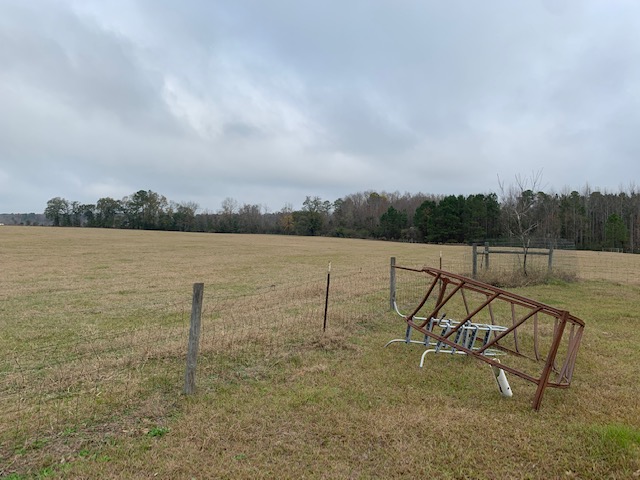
[1,0,639,213]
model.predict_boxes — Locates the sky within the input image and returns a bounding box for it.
[1,0,640,214]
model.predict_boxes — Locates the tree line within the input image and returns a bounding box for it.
[44,184,640,253]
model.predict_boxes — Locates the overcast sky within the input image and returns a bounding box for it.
[1,0,639,214]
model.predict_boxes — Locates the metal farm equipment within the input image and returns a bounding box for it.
[386,264,585,411]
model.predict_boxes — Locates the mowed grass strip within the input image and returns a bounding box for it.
[1,226,639,478]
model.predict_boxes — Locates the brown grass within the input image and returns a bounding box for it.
[1,226,639,478]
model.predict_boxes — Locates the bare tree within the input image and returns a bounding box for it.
[218,197,239,232]
[498,171,545,275]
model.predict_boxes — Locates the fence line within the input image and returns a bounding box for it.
[0,266,389,472]
[2,251,638,474]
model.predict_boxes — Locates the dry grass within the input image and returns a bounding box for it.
[1,226,639,479]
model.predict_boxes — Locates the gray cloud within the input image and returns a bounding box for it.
[1,0,639,213]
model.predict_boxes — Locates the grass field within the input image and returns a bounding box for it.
[1,226,639,479]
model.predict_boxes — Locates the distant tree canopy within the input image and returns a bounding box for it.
[43,184,640,253]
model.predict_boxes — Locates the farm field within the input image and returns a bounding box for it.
[1,226,640,479]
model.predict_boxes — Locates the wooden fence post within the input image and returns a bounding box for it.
[390,257,396,311]
[184,282,204,395]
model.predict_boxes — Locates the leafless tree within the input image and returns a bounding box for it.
[498,171,545,275]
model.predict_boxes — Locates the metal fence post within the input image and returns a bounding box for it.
[390,257,396,311]
[472,244,477,278]
[323,262,331,332]
[484,242,490,270]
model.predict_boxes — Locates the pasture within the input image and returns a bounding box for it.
[1,227,639,479]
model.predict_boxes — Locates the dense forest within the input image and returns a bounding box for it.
[39,184,640,253]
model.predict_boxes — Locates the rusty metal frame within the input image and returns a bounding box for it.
[389,265,585,411]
